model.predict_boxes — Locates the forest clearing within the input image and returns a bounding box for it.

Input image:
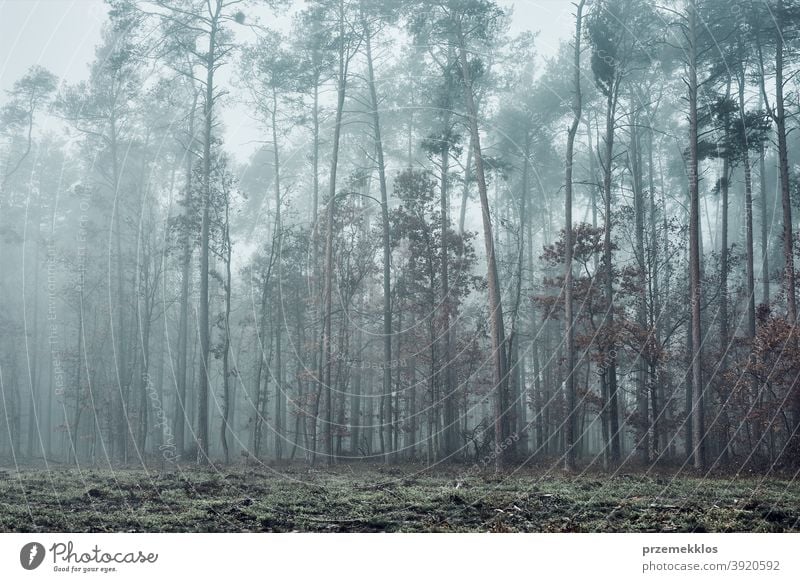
[1,465,798,533]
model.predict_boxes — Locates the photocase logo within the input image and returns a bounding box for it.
[20,542,46,570]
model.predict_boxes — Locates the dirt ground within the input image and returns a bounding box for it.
[0,464,798,532]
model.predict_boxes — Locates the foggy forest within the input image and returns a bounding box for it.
[2,0,800,533]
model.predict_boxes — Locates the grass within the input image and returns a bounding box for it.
[0,464,798,532]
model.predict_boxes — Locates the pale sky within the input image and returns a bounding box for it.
[0,0,575,160]
[0,0,106,93]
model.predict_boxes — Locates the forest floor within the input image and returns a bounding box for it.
[0,463,798,532]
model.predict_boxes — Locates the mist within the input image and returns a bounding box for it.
[1,0,799,534]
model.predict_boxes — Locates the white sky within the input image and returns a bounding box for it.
[0,0,107,93]
[0,0,575,160]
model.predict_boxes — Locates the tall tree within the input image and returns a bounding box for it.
[588,0,646,465]
[686,0,705,470]
[320,0,360,465]
[563,0,586,472]
[412,0,512,470]
[756,0,799,326]
[133,0,248,464]
[360,5,396,463]
[58,23,142,462]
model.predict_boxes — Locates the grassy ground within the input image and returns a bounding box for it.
[1,464,798,532]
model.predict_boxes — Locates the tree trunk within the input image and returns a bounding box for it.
[738,69,756,338]
[775,0,797,326]
[111,113,128,463]
[459,141,473,239]
[25,200,41,460]
[563,0,585,471]
[321,0,349,465]
[197,4,220,466]
[630,96,650,464]
[271,86,284,462]
[760,144,770,305]
[220,193,233,465]
[174,89,197,461]
[363,19,394,464]
[688,0,705,470]
[456,35,508,472]
[720,155,729,352]
[602,85,621,466]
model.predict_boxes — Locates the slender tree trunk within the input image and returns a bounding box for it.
[601,85,621,465]
[25,201,41,460]
[110,114,128,463]
[251,256,271,458]
[774,0,800,437]
[459,141,473,239]
[720,155,730,350]
[438,116,457,460]
[760,144,770,305]
[308,77,321,464]
[688,0,705,470]
[70,306,83,466]
[220,196,232,465]
[585,115,600,271]
[350,321,362,456]
[510,138,530,457]
[564,0,585,472]
[271,86,284,462]
[456,34,508,472]
[140,321,151,455]
[738,71,757,338]
[775,0,797,326]
[197,6,220,466]
[321,0,348,465]
[254,289,274,460]
[174,89,197,461]
[363,20,394,464]
[312,80,320,226]
[646,119,663,455]
[630,99,650,464]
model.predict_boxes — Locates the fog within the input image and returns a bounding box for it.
[1,0,798,487]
